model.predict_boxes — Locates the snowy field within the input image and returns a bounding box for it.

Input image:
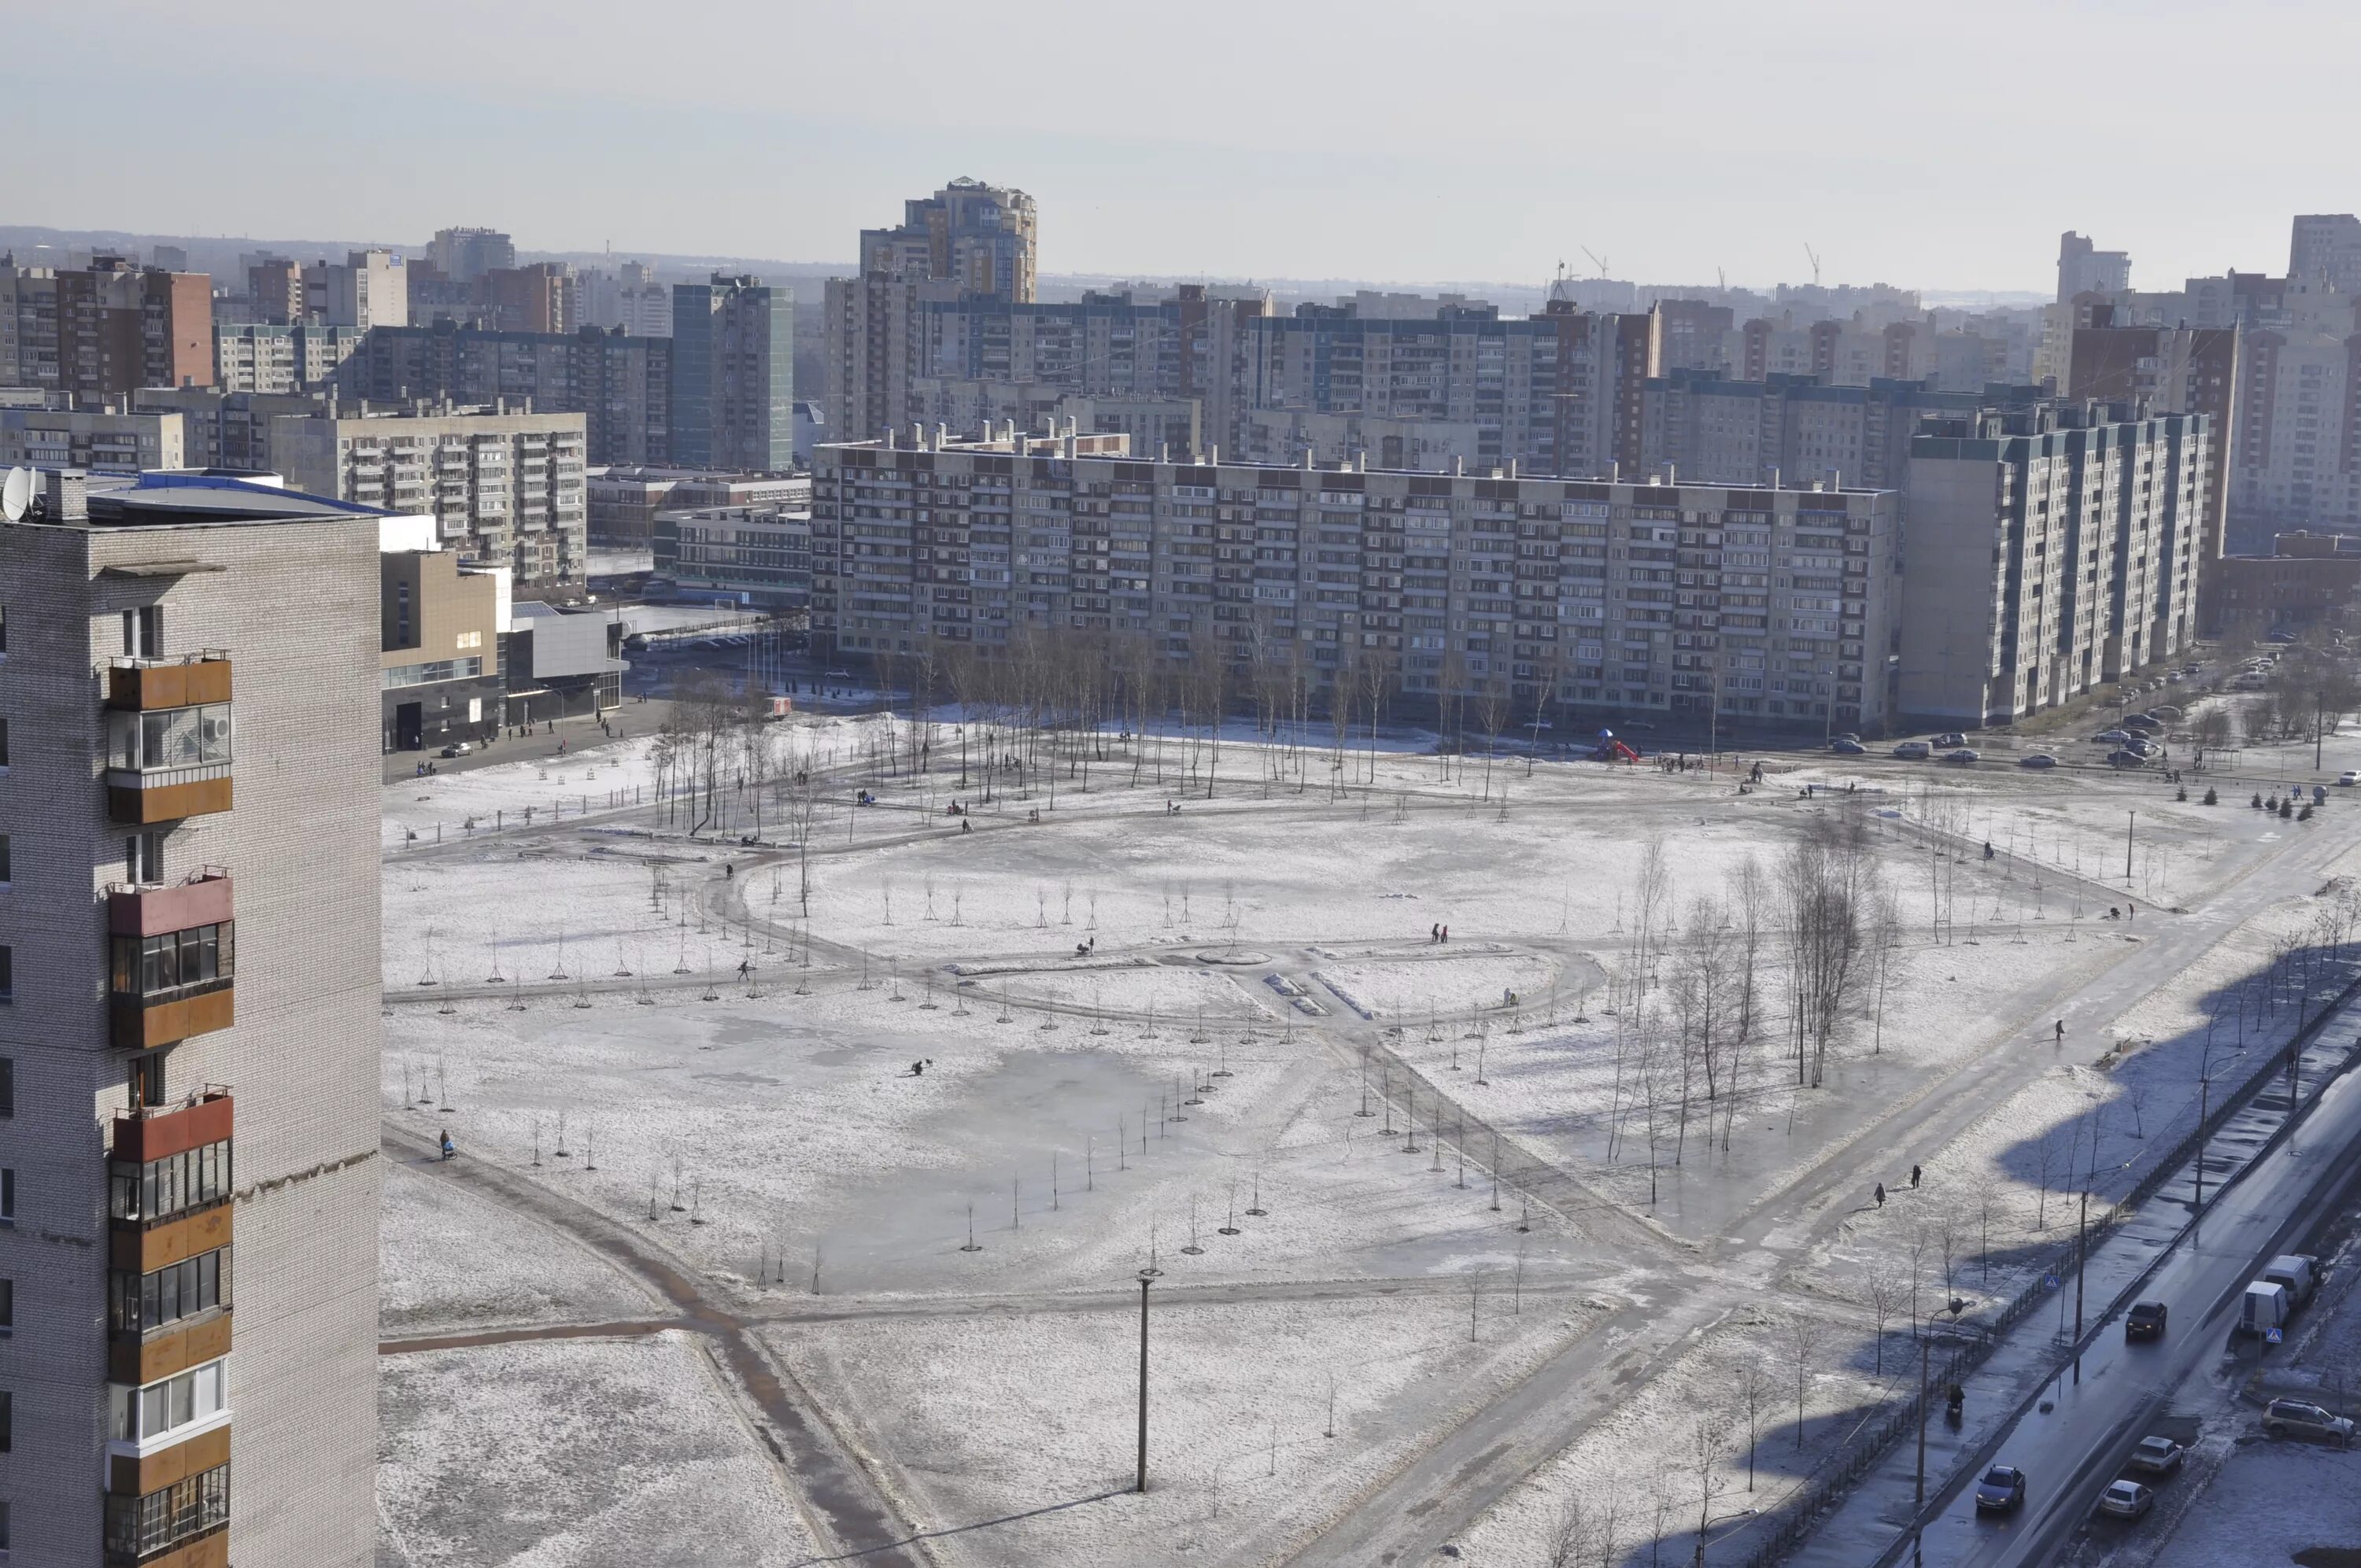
[373,714,2361,1566]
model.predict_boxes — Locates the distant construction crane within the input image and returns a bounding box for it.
[1804,244,1823,288]
[1581,246,1610,279]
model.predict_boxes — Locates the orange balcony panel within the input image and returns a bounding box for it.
[108,1424,231,1499]
[112,1090,233,1164]
[109,874,233,939]
[109,773,234,825]
[112,1531,229,1568]
[111,987,234,1050]
[108,656,232,711]
[111,1205,231,1274]
[109,1310,233,1386]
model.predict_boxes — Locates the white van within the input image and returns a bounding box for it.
[1892,740,1932,760]
[2263,1254,2319,1307]
[2243,1280,2290,1336]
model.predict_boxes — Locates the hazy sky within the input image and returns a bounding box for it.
[7,0,2349,293]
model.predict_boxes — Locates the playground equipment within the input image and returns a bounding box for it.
[1591,728,1641,764]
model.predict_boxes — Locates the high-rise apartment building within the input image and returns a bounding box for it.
[582,262,671,337]
[0,256,59,393]
[246,260,303,327]
[427,227,515,285]
[822,179,1037,442]
[298,251,408,332]
[338,322,671,465]
[671,275,792,471]
[272,402,589,588]
[1902,403,2209,723]
[0,467,382,1567]
[54,256,213,399]
[134,389,326,472]
[2066,319,2238,560]
[482,264,577,336]
[213,323,364,395]
[2289,214,2361,292]
[2057,231,2132,303]
[811,429,1901,729]
[2219,286,2361,547]
[1636,372,2053,493]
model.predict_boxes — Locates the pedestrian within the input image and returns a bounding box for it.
[1431,923,1440,943]
[439,1128,455,1161]
[1910,1164,1921,1188]
[912,1060,924,1077]
[2055,1018,2065,1042]
[1442,924,1450,943]
[1874,1182,1886,1207]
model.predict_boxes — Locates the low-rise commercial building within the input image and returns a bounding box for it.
[587,467,807,545]
[652,504,811,608]
[503,601,625,723]
[0,404,187,472]
[2204,531,2361,634]
[381,544,507,751]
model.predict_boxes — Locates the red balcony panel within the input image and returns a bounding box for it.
[112,1090,233,1164]
[109,873,233,938]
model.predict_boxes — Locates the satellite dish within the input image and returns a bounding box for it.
[0,467,31,523]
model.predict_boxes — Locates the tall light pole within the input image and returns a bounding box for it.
[2194,1045,2246,1217]
[1136,1271,1153,1492]
[2125,810,2136,885]
[2072,1188,2089,1384]
[1912,1334,1931,1567]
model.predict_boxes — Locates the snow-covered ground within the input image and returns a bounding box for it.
[377,1333,825,1567]
[373,719,2361,1566]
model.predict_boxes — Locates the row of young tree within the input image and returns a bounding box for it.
[1605,808,1905,1199]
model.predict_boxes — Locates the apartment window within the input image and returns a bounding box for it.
[0,1390,9,1452]
[0,717,9,768]
[107,704,233,773]
[109,1138,231,1223]
[0,603,8,653]
[0,1168,11,1223]
[107,1248,230,1335]
[121,605,164,659]
[102,1464,228,1559]
[0,1056,10,1116]
[127,831,162,884]
[0,834,10,887]
[127,1053,163,1113]
[109,924,233,1002]
[0,945,11,1002]
[108,1358,226,1444]
[0,1277,12,1334]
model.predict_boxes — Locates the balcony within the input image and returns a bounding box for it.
[107,652,231,711]
[106,702,234,824]
[109,892,235,1050]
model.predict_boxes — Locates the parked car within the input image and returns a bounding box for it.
[438,741,473,758]
[2123,738,2160,758]
[2245,1281,2293,1336]
[2167,672,2185,684]
[1831,738,1866,755]
[2338,771,2359,787]
[1932,732,1968,748]
[1945,747,1982,764]
[2108,750,2152,768]
[2019,753,2060,769]
[2263,1399,2355,1447]
[1892,740,1932,759]
[1833,732,1861,744]
[2149,705,2184,720]
[2130,1435,2185,1474]
[2269,629,2300,644]
[2094,729,2134,743]
[2097,1480,2154,1520]
[1975,1465,2028,1512]
[2126,1301,2168,1341]
[2123,714,2163,732]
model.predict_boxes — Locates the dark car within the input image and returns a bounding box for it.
[1975,1464,2027,1513]
[1831,738,1866,755]
[2108,750,2152,769]
[2126,1301,2167,1341]
[2123,714,2163,732]
[2268,629,2300,644]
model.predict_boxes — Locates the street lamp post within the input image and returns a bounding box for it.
[1136,1272,1152,1492]
[1912,1334,1931,1566]
[2125,810,2136,885]
[2193,1045,2247,1218]
[2073,1188,2089,1383]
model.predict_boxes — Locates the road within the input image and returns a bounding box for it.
[1896,1012,2361,1567]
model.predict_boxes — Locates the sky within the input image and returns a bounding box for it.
[5,0,2351,293]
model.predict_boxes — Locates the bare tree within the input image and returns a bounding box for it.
[1690,1419,1730,1566]
[1864,1265,1904,1376]
[1543,1496,1590,1568]
[1787,1316,1818,1448]
[1724,857,1767,1153]
[1735,1358,1775,1493]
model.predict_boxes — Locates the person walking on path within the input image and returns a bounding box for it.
[2055,1018,2066,1042]
[1874,1182,1886,1208]
[1910,1164,1922,1188]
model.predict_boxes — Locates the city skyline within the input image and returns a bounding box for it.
[9,0,2356,293]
